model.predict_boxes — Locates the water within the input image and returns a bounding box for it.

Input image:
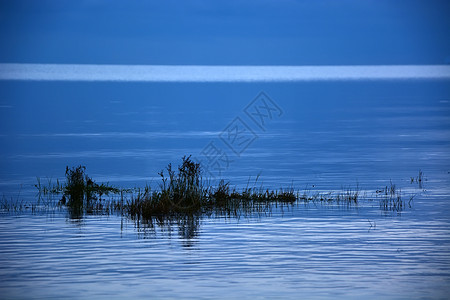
[1,80,450,299]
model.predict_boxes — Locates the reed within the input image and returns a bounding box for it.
[126,156,298,220]
[376,181,405,212]
[411,170,425,189]
[21,156,420,219]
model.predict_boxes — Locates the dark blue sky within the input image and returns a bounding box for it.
[0,0,449,65]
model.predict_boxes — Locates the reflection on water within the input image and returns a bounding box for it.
[134,214,201,244]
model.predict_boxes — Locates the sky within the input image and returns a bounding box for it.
[0,0,449,66]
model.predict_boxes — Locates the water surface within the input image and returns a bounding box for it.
[1,80,450,299]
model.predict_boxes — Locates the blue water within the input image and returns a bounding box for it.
[1,80,450,299]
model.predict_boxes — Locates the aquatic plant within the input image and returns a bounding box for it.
[0,193,24,212]
[35,177,64,195]
[127,156,298,220]
[376,181,405,212]
[410,170,425,189]
[129,156,206,219]
[23,157,421,220]
[35,166,121,207]
[297,185,359,205]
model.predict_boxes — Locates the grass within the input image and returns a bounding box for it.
[62,165,120,204]
[411,170,426,190]
[0,162,424,240]
[34,165,122,217]
[297,185,360,205]
[0,156,420,219]
[0,192,25,212]
[376,180,406,212]
[410,170,424,184]
[127,156,297,221]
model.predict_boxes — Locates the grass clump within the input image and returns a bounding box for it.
[34,165,120,216]
[128,156,297,220]
[159,155,204,209]
[129,156,206,219]
[62,165,119,206]
[61,166,121,216]
[376,181,405,212]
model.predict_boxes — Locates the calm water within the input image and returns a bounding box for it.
[1,80,450,299]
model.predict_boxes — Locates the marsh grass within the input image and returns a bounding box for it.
[127,156,296,221]
[376,181,406,211]
[376,181,405,212]
[410,170,426,190]
[296,184,360,207]
[0,193,25,212]
[0,156,412,219]
[35,177,64,195]
[33,165,122,217]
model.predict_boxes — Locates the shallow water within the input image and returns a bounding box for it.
[1,80,450,299]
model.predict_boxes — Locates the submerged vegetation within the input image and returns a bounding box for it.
[2,156,421,221]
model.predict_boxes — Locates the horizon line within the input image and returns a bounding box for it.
[1,63,450,82]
